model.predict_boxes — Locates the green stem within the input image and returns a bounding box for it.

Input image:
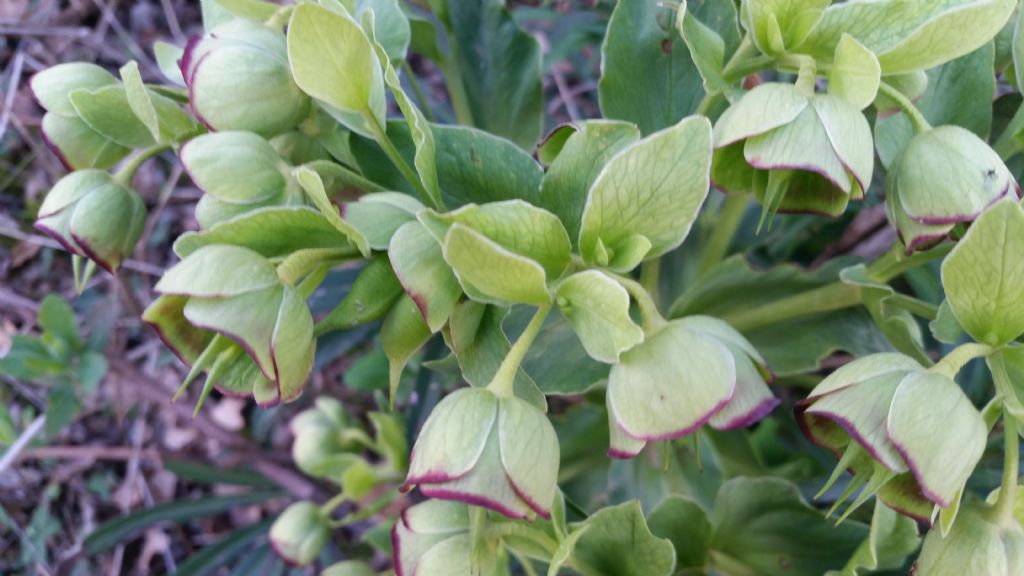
[877,81,931,134]
[113,144,170,187]
[992,352,1020,526]
[488,304,551,397]
[721,282,862,332]
[640,258,661,309]
[697,194,749,277]
[928,342,993,380]
[884,293,938,320]
[867,243,952,283]
[485,523,560,557]
[321,492,348,516]
[402,61,436,123]
[994,101,1024,161]
[611,274,667,334]
[440,42,475,127]
[368,118,443,210]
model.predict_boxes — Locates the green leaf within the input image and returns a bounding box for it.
[647,496,712,572]
[742,0,830,55]
[434,124,543,207]
[600,0,737,134]
[69,85,155,148]
[535,121,642,247]
[38,294,79,348]
[555,271,644,364]
[568,500,676,576]
[795,0,1015,74]
[382,294,431,400]
[85,491,282,553]
[119,61,161,142]
[170,519,272,576]
[1014,5,1024,94]
[153,41,185,86]
[45,382,80,439]
[162,460,278,488]
[357,0,411,63]
[30,62,117,116]
[0,405,15,446]
[287,3,386,138]
[390,220,461,332]
[174,207,357,259]
[318,256,404,331]
[874,42,996,168]
[579,116,712,272]
[827,503,919,576]
[942,200,1024,346]
[710,477,866,576]
[294,166,371,256]
[442,223,551,306]
[157,245,280,298]
[828,34,880,111]
[446,0,543,149]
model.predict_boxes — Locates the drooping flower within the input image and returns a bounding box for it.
[712,82,874,221]
[798,353,987,520]
[269,501,330,567]
[915,505,1024,575]
[886,125,1019,253]
[391,500,506,576]
[181,19,310,137]
[35,170,146,272]
[607,316,778,458]
[403,387,559,520]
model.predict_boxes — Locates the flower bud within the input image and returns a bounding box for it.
[887,125,1019,253]
[798,353,987,518]
[712,83,873,220]
[290,397,367,480]
[916,505,1024,575]
[403,388,559,520]
[153,245,315,404]
[269,501,330,567]
[391,500,477,576]
[35,170,146,272]
[607,316,777,457]
[181,19,310,137]
[30,62,117,116]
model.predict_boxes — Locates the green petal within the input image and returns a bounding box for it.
[713,83,808,148]
[406,388,498,485]
[498,396,560,517]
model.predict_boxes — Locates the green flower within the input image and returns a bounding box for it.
[392,500,506,576]
[182,19,310,137]
[35,170,146,272]
[269,501,330,567]
[916,505,1024,575]
[403,387,559,520]
[712,82,874,220]
[886,125,1018,253]
[607,316,777,458]
[798,353,987,519]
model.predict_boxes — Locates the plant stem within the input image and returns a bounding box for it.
[485,523,560,557]
[991,352,1020,525]
[440,40,475,127]
[113,144,170,187]
[877,81,931,134]
[867,243,952,283]
[640,258,661,309]
[698,193,749,277]
[721,282,862,332]
[884,293,938,320]
[611,273,667,334]
[488,304,551,397]
[321,492,349,516]
[928,342,993,379]
[368,118,442,210]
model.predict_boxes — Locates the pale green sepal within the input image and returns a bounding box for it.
[269,501,329,567]
[713,83,809,148]
[406,388,497,484]
[741,0,830,56]
[30,62,118,116]
[939,486,964,537]
[810,95,874,192]
[707,341,778,430]
[155,245,279,297]
[676,1,729,94]
[272,286,315,402]
[807,353,921,399]
[579,115,712,269]
[498,396,560,517]
[153,41,185,86]
[294,166,371,257]
[389,220,461,332]
[677,315,767,367]
[119,61,161,142]
[886,371,987,507]
[180,131,287,205]
[828,34,880,111]
[608,322,735,440]
[442,223,551,306]
[942,200,1024,346]
[555,270,644,363]
[382,294,431,403]
[744,105,851,193]
[917,505,1024,576]
[342,192,422,250]
[606,384,646,458]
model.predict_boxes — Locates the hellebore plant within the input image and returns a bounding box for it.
[26,0,1024,573]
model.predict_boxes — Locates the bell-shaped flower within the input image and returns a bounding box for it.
[607,316,778,458]
[181,19,310,137]
[180,131,295,228]
[291,397,369,480]
[151,244,315,404]
[269,501,330,567]
[392,500,506,576]
[35,170,146,272]
[403,387,559,520]
[916,505,1024,575]
[797,353,987,518]
[886,125,1019,253]
[712,82,874,220]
